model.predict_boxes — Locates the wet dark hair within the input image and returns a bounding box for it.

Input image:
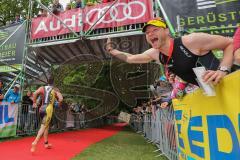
[48,76,54,85]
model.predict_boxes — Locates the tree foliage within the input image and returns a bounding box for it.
[0,0,51,26]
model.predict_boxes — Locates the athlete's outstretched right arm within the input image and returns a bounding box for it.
[106,38,159,63]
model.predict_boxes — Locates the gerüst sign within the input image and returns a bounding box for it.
[160,0,240,36]
[31,0,154,39]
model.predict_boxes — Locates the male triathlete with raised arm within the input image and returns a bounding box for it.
[106,18,234,85]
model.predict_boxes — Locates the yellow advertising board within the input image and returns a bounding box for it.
[173,71,240,160]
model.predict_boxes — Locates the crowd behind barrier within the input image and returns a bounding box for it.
[130,102,178,160]
[15,103,118,136]
[127,71,203,160]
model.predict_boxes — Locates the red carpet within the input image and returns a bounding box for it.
[0,123,126,160]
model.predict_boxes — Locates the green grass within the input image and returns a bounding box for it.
[72,126,168,160]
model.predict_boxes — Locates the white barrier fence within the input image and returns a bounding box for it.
[130,106,178,160]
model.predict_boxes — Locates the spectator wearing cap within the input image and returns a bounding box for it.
[160,98,171,109]
[107,17,233,86]
[4,84,21,104]
[0,80,4,101]
[234,27,240,64]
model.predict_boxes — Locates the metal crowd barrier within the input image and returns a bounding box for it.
[16,104,41,135]
[16,104,86,136]
[130,106,178,160]
[16,104,117,136]
[130,113,143,133]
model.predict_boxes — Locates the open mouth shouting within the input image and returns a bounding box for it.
[149,37,159,48]
[150,38,159,44]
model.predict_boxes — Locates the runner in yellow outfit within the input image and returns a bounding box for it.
[30,76,63,153]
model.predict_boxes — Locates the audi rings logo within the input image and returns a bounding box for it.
[86,1,146,26]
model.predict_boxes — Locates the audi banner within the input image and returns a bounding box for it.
[161,0,240,36]
[31,0,154,39]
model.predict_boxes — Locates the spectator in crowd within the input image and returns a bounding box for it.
[150,78,172,97]
[159,98,172,109]
[167,72,175,85]
[51,0,64,15]
[54,100,69,130]
[71,103,81,129]
[4,84,21,104]
[38,8,48,17]
[166,72,195,99]
[23,91,33,105]
[12,14,23,24]
[106,17,234,85]
[21,91,33,130]
[31,76,63,153]
[170,76,186,99]
[86,0,99,6]
[0,80,4,101]
[80,104,87,128]
[65,3,72,10]
[75,0,83,8]
[66,101,76,129]
[233,27,240,64]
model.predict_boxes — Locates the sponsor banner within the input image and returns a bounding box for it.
[161,0,240,36]
[118,111,131,123]
[173,71,240,160]
[0,102,19,138]
[31,0,153,39]
[0,23,25,72]
[0,23,25,66]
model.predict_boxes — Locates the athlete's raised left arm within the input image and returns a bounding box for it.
[184,33,234,84]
